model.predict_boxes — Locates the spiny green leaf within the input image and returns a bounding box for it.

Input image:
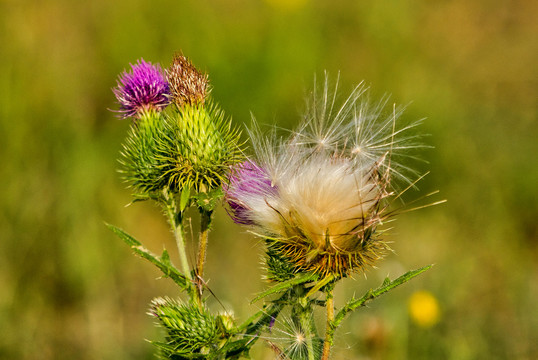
[250,273,318,304]
[304,274,335,298]
[333,264,433,328]
[106,223,192,291]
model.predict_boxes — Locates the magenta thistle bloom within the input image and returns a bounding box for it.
[113,59,170,118]
[224,160,277,225]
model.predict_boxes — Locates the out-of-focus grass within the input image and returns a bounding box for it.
[1,0,537,359]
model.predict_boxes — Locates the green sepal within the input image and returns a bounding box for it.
[106,223,191,291]
[179,186,191,211]
[332,264,433,328]
[304,274,335,298]
[119,112,170,197]
[264,239,298,282]
[250,272,318,304]
[193,187,223,212]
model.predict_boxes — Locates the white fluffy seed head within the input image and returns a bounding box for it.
[258,154,381,251]
[232,75,425,276]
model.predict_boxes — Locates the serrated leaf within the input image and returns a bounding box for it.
[250,272,318,304]
[106,223,192,291]
[333,264,433,327]
[107,222,142,247]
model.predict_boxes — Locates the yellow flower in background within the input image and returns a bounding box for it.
[408,290,441,328]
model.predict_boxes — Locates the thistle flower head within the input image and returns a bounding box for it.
[166,53,209,107]
[113,59,170,119]
[225,76,424,278]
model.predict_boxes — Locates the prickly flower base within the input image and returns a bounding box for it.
[108,53,439,359]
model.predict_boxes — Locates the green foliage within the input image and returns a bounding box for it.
[192,187,224,213]
[106,223,192,292]
[333,264,433,329]
[251,272,318,304]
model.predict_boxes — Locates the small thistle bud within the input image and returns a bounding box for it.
[113,59,170,119]
[216,312,236,335]
[225,77,425,279]
[150,297,222,355]
[166,53,209,107]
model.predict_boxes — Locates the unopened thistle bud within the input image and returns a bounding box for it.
[161,103,243,193]
[113,59,170,119]
[150,297,222,355]
[166,54,209,107]
[225,78,424,279]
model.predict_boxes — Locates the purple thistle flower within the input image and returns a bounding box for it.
[113,59,170,118]
[224,160,277,225]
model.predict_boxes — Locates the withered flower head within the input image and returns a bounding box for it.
[166,53,209,107]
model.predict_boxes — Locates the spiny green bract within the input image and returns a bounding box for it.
[150,298,226,357]
[159,101,243,193]
[264,240,298,282]
[119,112,170,195]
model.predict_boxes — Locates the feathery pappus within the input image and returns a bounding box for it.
[225,75,426,279]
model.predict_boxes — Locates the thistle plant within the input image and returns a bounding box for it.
[108,53,441,359]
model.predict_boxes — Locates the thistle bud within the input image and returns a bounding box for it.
[119,113,169,195]
[160,102,243,193]
[150,297,221,355]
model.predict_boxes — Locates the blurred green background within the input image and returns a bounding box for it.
[1,0,537,359]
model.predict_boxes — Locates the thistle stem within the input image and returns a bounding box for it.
[321,284,335,360]
[295,289,317,360]
[195,209,213,305]
[172,214,192,283]
[163,188,193,285]
[304,318,316,360]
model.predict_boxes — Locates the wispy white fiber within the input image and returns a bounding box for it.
[229,75,427,275]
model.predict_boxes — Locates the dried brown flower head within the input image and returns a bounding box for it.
[166,53,209,107]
